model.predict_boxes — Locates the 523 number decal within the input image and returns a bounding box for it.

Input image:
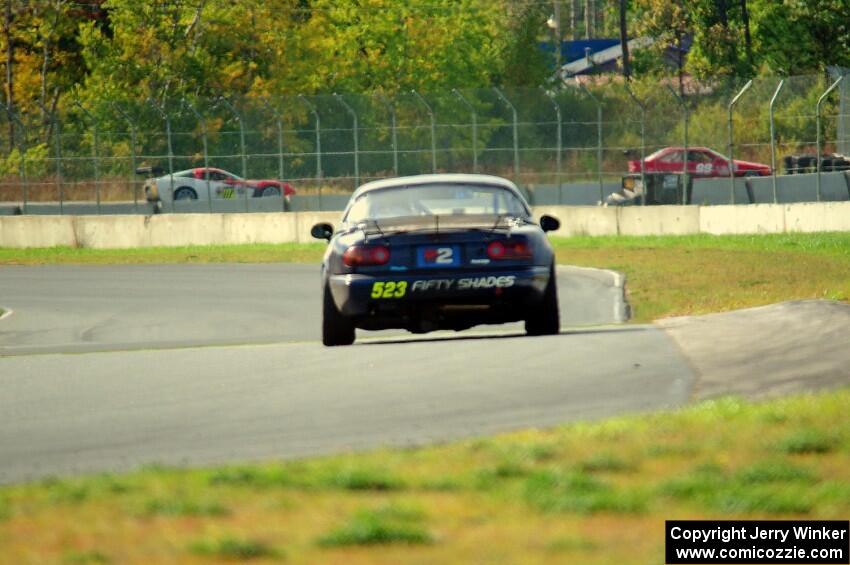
[371,281,407,299]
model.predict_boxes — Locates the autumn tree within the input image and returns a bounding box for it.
[748,0,850,75]
[631,0,691,93]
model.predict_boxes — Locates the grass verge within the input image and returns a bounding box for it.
[0,242,326,266]
[2,232,849,322]
[0,389,848,564]
[551,232,850,321]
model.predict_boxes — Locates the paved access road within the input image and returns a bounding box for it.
[0,264,690,483]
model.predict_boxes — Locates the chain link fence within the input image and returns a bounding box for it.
[1,72,848,214]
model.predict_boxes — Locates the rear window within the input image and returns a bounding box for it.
[345,184,528,222]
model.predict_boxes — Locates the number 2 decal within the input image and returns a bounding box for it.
[371,281,407,299]
[695,163,713,174]
[435,248,453,264]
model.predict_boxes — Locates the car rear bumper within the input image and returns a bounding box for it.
[328,266,550,317]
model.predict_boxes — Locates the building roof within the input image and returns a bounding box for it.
[561,36,654,77]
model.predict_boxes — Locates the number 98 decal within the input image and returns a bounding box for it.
[371,281,408,299]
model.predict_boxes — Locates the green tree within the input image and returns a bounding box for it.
[1,0,98,143]
[494,1,549,87]
[631,0,691,93]
[75,0,540,105]
[748,0,850,75]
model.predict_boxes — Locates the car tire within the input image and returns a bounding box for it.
[174,187,198,200]
[821,157,835,172]
[261,186,281,197]
[525,265,560,336]
[322,283,355,346]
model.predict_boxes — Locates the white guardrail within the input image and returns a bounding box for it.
[1,202,850,248]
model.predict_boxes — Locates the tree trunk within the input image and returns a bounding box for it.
[740,0,752,69]
[40,37,50,121]
[553,0,562,72]
[716,0,728,26]
[4,0,13,144]
[596,0,604,36]
[570,0,576,40]
[677,31,684,97]
[584,0,591,39]
[619,0,630,80]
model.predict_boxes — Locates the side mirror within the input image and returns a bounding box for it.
[539,214,560,233]
[311,222,334,241]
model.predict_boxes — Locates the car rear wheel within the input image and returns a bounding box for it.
[323,283,355,346]
[525,265,560,336]
[174,187,198,200]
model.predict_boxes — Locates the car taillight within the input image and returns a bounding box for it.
[343,245,390,267]
[486,239,532,260]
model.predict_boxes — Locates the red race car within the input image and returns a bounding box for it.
[628,147,771,177]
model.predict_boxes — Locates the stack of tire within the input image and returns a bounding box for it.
[784,154,850,174]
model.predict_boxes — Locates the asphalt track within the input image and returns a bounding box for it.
[0,263,701,483]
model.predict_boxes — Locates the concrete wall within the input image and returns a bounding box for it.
[691,171,850,205]
[528,182,622,206]
[0,215,77,247]
[0,211,342,249]
[699,204,786,235]
[533,205,618,237]
[617,205,700,236]
[785,201,850,233]
[3,203,850,248]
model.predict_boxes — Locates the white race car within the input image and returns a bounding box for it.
[140,166,296,209]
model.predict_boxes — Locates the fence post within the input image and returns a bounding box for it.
[544,90,562,202]
[452,89,478,173]
[624,84,646,206]
[55,116,63,214]
[374,93,398,176]
[411,90,437,173]
[73,102,101,214]
[112,102,139,213]
[148,99,174,213]
[768,79,785,203]
[55,115,63,214]
[334,93,360,188]
[665,84,689,204]
[260,98,287,211]
[298,95,322,209]
[182,98,212,213]
[39,102,64,214]
[218,96,249,212]
[727,79,753,204]
[493,87,520,184]
[0,101,28,213]
[816,76,844,202]
[580,84,604,204]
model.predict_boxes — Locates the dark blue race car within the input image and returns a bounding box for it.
[311,174,562,346]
